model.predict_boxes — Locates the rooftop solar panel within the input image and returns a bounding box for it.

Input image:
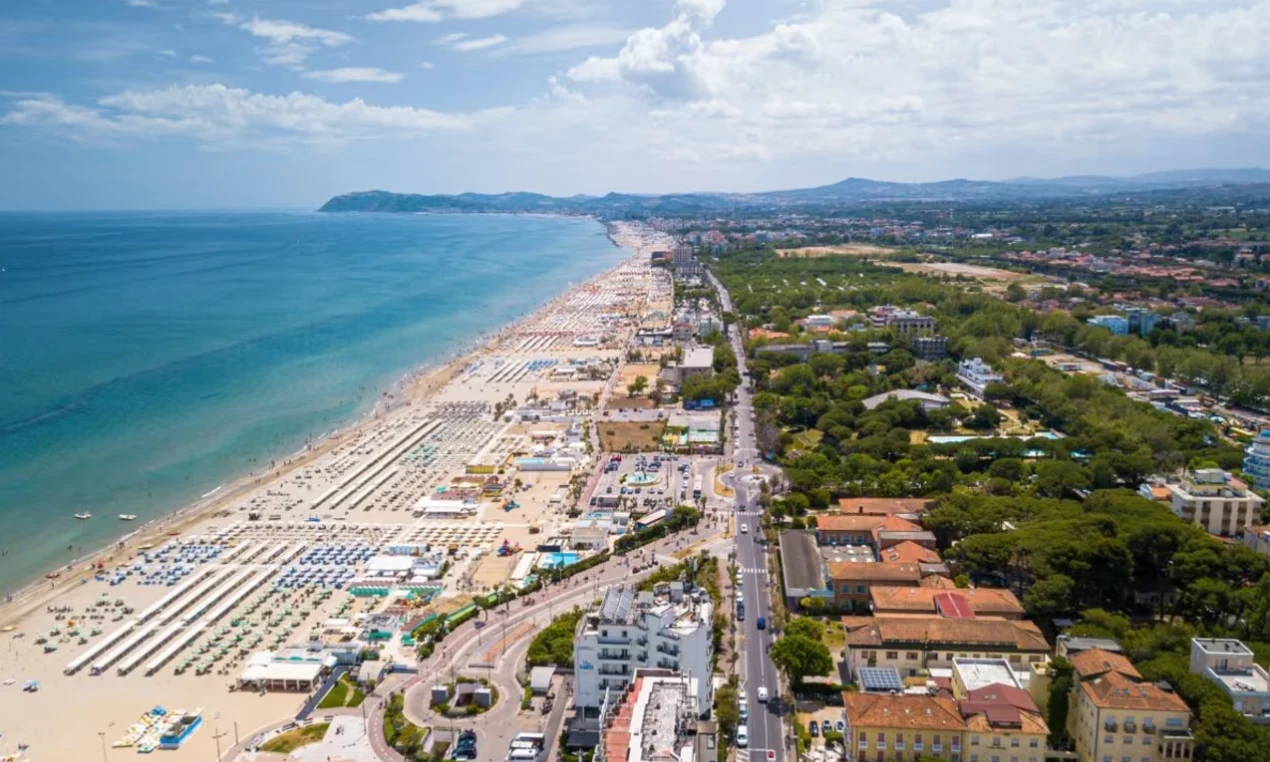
[858,666,904,693]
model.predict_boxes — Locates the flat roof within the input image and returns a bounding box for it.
[780,530,825,592]
[682,346,714,369]
[1193,638,1254,656]
[953,658,1022,692]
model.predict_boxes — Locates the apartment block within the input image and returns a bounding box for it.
[1189,638,1270,723]
[843,615,1051,679]
[1067,649,1192,762]
[1164,468,1264,538]
[844,693,965,762]
[573,586,713,715]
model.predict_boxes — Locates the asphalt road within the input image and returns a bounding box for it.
[712,271,787,762]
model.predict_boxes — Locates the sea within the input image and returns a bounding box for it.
[0,211,625,594]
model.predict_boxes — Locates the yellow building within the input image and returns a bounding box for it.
[1067,649,1193,762]
[844,692,965,761]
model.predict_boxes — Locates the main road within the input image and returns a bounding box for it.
[710,269,787,762]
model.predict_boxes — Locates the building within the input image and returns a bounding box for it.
[780,530,828,608]
[861,390,951,412]
[843,615,1051,679]
[877,309,937,337]
[1067,649,1193,762]
[827,562,922,612]
[952,658,1023,694]
[1164,468,1265,537]
[958,683,1049,762]
[1244,430,1270,490]
[237,648,336,692]
[1243,524,1270,557]
[601,670,703,762]
[844,692,965,762]
[672,319,694,344]
[678,346,715,382]
[1089,315,1130,335]
[816,514,925,547]
[910,335,949,361]
[671,247,704,279]
[573,586,713,715]
[1055,635,1123,659]
[835,498,933,517]
[1122,307,1160,337]
[804,314,836,329]
[957,358,1004,399]
[870,587,1025,620]
[1189,638,1270,723]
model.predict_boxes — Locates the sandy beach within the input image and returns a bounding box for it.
[0,220,679,762]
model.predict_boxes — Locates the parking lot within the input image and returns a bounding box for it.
[589,452,717,511]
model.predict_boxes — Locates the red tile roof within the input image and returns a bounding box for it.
[835,498,933,516]
[880,541,941,565]
[843,693,965,731]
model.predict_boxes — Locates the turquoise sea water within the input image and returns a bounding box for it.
[0,211,623,594]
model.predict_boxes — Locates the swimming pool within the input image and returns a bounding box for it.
[538,552,582,570]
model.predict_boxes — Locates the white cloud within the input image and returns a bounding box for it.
[419,60,436,69]
[156,49,177,57]
[214,14,355,69]
[0,84,482,146]
[189,54,214,63]
[434,32,509,51]
[303,67,405,83]
[366,4,444,23]
[366,0,527,23]
[126,0,161,8]
[495,24,633,55]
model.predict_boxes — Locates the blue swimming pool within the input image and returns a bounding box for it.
[538,552,582,569]
[927,432,1062,445]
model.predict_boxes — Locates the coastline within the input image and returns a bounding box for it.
[0,222,633,627]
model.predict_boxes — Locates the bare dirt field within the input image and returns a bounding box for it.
[775,243,897,258]
[891,261,1026,280]
[598,421,667,452]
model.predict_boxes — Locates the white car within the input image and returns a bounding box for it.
[736,725,749,748]
[735,571,743,584]
[740,524,748,534]
[737,591,744,604]
[757,686,769,703]
[739,689,747,705]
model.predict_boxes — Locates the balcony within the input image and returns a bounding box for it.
[599,650,630,660]
[599,666,629,676]
[1104,719,1118,732]
[1144,721,1157,735]
[657,643,680,656]
[635,637,648,646]
[597,636,630,645]
[1124,720,1138,733]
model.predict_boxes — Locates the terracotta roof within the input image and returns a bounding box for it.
[827,562,922,584]
[963,684,1039,715]
[920,575,959,589]
[1080,669,1190,713]
[869,587,1024,617]
[880,541,941,565]
[1069,648,1138,680]
[835,498,933,516]
[844,615,1050,652]
[843,693,965,731]
[817,515,921,533]
[963,708,1048,735]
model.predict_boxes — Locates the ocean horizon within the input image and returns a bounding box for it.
[0,210,624,594]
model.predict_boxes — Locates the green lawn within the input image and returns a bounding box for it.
[318,676,367,709]
[261,723,329,754]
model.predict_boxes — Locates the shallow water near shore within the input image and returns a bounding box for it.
[0,210,622,593]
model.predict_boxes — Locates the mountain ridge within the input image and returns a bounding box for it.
[318,168,1270,215]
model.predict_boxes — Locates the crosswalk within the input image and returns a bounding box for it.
[737,567,768,575]
[736,748,774,762]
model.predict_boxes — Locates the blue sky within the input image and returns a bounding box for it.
[2,0,1270,209]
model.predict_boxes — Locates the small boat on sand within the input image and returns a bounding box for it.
[74,512,92,520]
[119,514,137,521]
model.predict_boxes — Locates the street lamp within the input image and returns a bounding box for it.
[98,731,107,762]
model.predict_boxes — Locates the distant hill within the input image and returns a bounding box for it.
[318,168,1270,215]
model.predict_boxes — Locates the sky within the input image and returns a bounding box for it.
[3,0,1270,209]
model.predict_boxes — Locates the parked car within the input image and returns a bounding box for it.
[808,721,819,738]
[736,725,749,748]
[822,720,832,733]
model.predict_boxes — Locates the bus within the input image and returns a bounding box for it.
[692,476,703,500]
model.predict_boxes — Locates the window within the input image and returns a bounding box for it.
[1143,738,1152,745]
[946,653,955,662]
[1166,718,1185,728]
[896,732,905,751]
[970,755,979,762]
[1029,739,1038,748]
[886,651,898,660]
[906,651,919,660]
[971,735,980,746]
[1011,737,1020,747]
[877,732,886,750]
[858,732,867,749]
[1124,737,1133,745]
[914,734,923,752]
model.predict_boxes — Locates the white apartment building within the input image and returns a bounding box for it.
[957,358,1004,399]
[1165,468,1265,538]
[574,585,713,715]
[1190,638,1270,723]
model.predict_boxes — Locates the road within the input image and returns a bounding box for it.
[711,270,787,762]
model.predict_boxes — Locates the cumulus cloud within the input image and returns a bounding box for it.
[214,13,355,68]
[367,0,527,23]
[303,67,405,83]
[189,54,214,63]
[0,84,478,146]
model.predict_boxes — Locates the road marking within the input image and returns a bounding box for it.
[738,568,768,575]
